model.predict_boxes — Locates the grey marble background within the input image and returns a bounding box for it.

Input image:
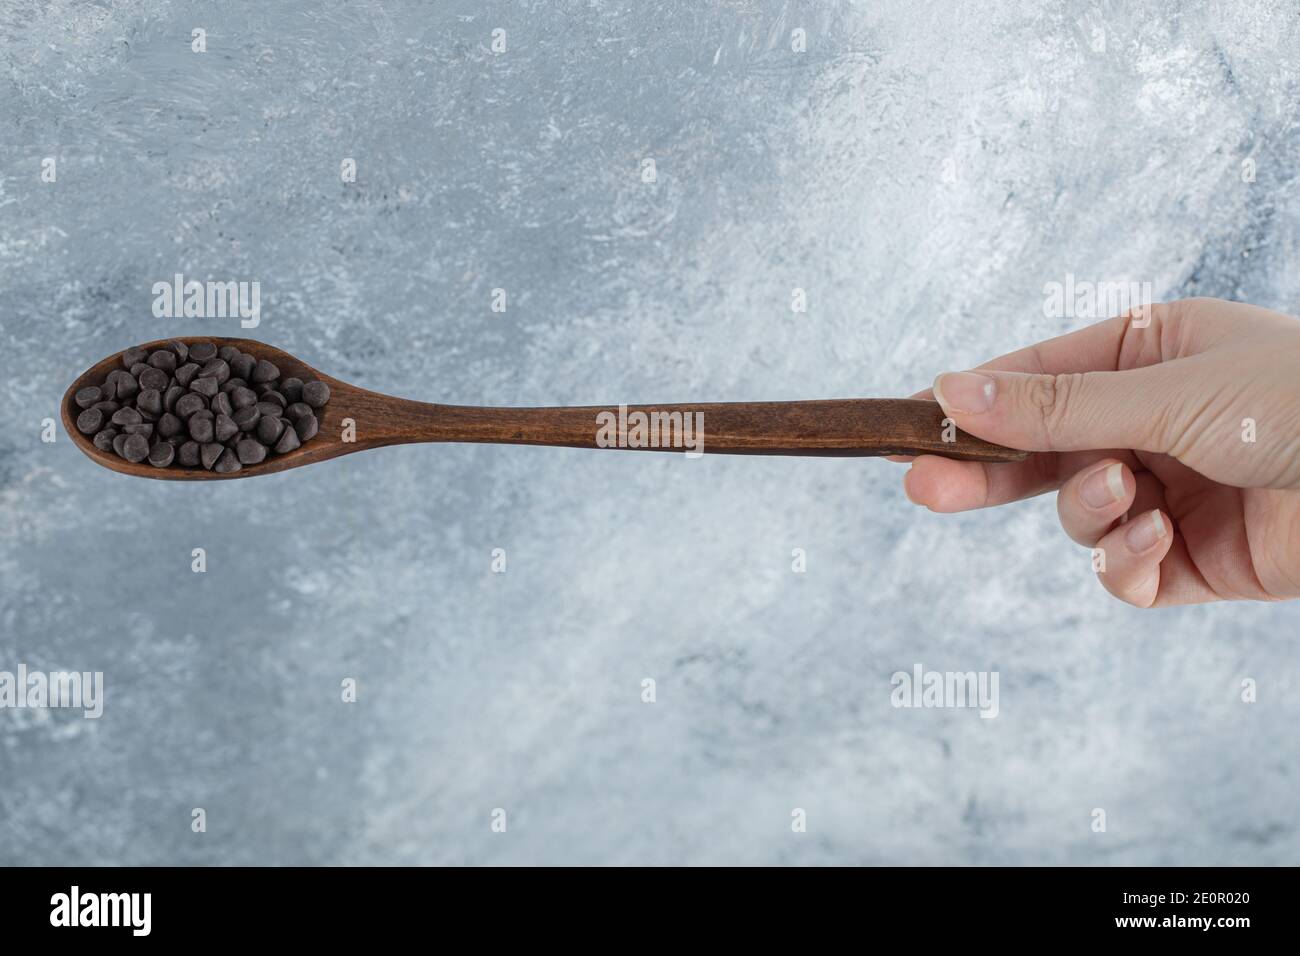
[1,0,1297,865]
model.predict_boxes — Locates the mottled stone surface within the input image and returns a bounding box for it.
[1,1,1298,865]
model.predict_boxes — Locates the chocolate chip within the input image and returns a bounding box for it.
[137,388,163,417]
[130,362,150,377]
[236,438,268,464]
[189,342,218,363]
[285,402,313,422]
[188,412,215,443]
[100,378,119,402]
[261,390,287,409]
[113,434,129,457]
[138,367,169,391]
[75,386,102,408]
[214,448,242,473]
[190,376,219,399]
[158,413,184,438]
[215,413,238,442]
[122,347,149,368]
[92,400,119,415]
[111,407,142,427]
[232,405,260,431]
[231,386,258,410]
[175,393,206,419]
[255,401,283,420]
[211,391,233,418]
[164,384,184,412]
[121,433,150,463]
[113,373,139,401]
[230,352,256,380]
[76,407,103,434]
[122,423,154,438]
[201,442,224,470]
[251,359,280,384]
[256,415,285,445]
[197,358,230,384]
[167,340,189,363]
[218,345,240,362]
[294,414,319,441]
[147,442,175,467]
[220,377,246,394]
[274,424,301,454]
[280,378,304,403]
[302,380,330,408]
[174,362,200,387]
[178,441,201,467]
[93,427,117,452]
[148,350,178,373]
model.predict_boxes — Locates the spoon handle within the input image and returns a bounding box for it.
[380,397,1026,461]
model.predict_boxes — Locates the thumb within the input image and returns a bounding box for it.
[931,367,1177,453]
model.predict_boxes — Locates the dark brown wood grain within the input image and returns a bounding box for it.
[62,337,1028,480]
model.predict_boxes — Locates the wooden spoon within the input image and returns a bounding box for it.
[63,337,1027,480]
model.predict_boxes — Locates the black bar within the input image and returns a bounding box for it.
[0,866,1276,941]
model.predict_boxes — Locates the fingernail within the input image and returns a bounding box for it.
[1125,510,1167,553]
[1080,462,1126,509]
[902,464,926,507]
[933,372,996,414]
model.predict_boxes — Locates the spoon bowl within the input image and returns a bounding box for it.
[64,337,1028,480]
[64,338,361,480]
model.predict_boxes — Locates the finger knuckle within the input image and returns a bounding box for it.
[1144,300,1177,326]
[1025,372,1080,445]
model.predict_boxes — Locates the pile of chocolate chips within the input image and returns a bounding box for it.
[73,342,330,474]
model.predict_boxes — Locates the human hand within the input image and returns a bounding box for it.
[901,298,1300,606]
